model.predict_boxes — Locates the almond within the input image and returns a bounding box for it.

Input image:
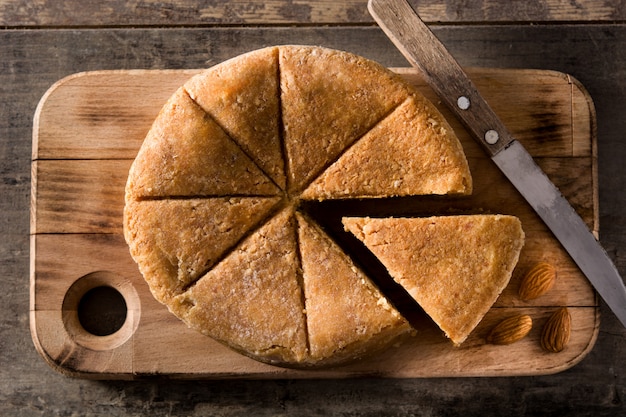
[487,314,533,345]
[541,307,571,353]
[518,262,557,300]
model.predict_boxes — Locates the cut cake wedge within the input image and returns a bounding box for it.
[343,215,524,345]
[296,213,412,365]
[301,94,471,200]
[170,208,309,366]
[125,87,279,199]
[279,45,411,193]
[124,197,281,303]
[184,47,286,189]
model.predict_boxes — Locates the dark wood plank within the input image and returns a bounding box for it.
[2,24,626,415]
[1,0,624,27]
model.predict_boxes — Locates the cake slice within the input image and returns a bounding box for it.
[301,95,472,200]
[184,47,286,189]
[126,87,279,200]
[296,213,412,365]
[343,215,524,345]
[123,197,281,303]
[170,207,309,365]
[280,45,411,193]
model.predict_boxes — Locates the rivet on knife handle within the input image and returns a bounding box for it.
[368,0,513,157]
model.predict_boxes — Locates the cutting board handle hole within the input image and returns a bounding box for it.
[62,271,141,351]
[77,286,127,336]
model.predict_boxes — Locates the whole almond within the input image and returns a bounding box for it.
[518,262,557,300]
[487,314,533,345]
[541,307,571,353]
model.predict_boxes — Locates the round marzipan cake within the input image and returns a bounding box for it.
[124,45,522,368]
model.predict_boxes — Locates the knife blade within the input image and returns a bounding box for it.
[368,0,626,327]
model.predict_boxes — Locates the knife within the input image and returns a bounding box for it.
[368,0,626,327]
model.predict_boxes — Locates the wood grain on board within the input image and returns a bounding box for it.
[30,67,599,379]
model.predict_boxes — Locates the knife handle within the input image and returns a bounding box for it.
[368,0,514,157]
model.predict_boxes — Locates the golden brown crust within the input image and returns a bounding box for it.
[125,87,279,200]
[296,213,412,365]
[170,208,309,365]
[301,95,472,200]
[124,197,281,303]
[343,215,525,345]
[279,45,412,193]
[184,47,286,189]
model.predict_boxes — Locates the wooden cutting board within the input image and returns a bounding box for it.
[30,67,599,379]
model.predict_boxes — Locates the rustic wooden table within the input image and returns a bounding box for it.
[2,1,626,415]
